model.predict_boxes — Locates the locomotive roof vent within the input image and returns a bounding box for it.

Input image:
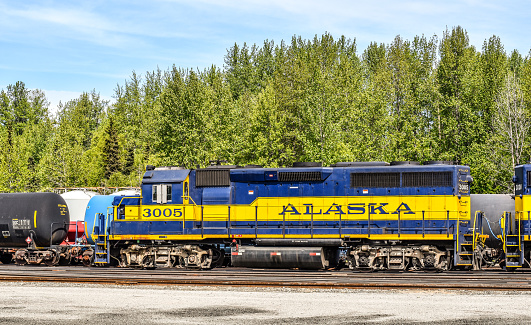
[154,166,187,170]
[423,161,456,165]
[292,162,322,168]
[390,161,420,166]
[146,165,155,171]
[205,164,241,169]
[245,164,263,168]
[331,162,390,167]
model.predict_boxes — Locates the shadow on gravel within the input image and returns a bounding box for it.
[0,309,529,325]
[164,306,268,317]
[253,315,531,325]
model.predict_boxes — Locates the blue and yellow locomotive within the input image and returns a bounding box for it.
[85,161,484,271]
[501,164,531,270]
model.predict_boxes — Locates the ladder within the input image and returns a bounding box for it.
[503,212,523,270]
[93,212,110,265]
[454,211,483,269]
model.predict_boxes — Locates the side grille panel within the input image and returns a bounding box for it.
[350,173,400,188]
[278,172,322,182]
[402,172,453,187]
[196,169,230,187]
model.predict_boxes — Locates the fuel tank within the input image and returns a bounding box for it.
[0,193,69,247]
[470,194,514,248]
[231,246,331,269]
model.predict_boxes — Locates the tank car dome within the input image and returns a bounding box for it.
[61,190,99,222]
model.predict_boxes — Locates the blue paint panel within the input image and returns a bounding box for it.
[112,221,144,235]
[202,187,231,205]
[227,165,468,205]
[515,165,526,196]
[142,169,190,184]
[142,183,184,205]
[188,170,203,205]
[107,164,473,242]
[112,221,183,235]
[148,221,183,234]
[113,196,141,206]
[230,167,333,182]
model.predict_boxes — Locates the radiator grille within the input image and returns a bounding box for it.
[402,172,453,187]
[350,173,400,188]
[196,169,230,187]
[278,172,322,182]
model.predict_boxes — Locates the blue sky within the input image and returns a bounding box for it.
[1,0,530,112]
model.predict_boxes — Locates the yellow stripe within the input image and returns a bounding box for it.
[122,195,469,223]
[34,210,37,228]
[110,233,455,241]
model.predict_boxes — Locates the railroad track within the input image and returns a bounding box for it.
[1,264,531,290]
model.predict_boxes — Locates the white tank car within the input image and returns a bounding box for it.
[61,190,99,222]
[470,194,515,248]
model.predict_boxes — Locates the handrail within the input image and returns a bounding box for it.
[518,211,522,249]
[117,196,141,206]
[182,195,197,205]
[472,211,479,250]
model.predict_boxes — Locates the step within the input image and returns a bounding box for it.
[506,262,522,266]
[506,254,522,258]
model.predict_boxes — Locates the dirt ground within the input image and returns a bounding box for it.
[0,282,529,324]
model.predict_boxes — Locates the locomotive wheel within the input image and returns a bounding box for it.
[210,248,224,268]
[170,256,186,268]
[142,256,156,270]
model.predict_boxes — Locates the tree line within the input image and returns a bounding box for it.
[1,26,530,194]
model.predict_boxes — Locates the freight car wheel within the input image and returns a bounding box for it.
[44,259,55,267]
[0,254,13,264]
[15,259,27,266]
[58,256,71,266]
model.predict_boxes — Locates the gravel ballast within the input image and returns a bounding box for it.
[0,282,530,324]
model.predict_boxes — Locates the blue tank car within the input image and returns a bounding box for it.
[85,195,120,245]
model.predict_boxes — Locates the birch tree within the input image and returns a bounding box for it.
[493,72,529,169]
